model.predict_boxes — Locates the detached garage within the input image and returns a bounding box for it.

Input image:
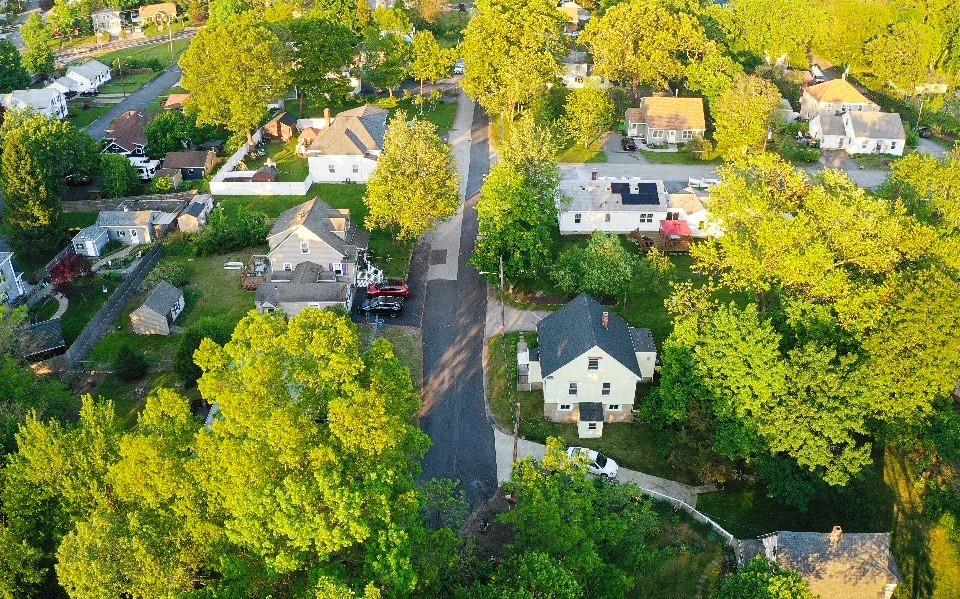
[130,281,184,335]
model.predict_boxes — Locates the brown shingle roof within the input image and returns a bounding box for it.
[103,110,153,152]
[162,150,210,170]
[632,97,706,131]
[163,93,191,110]
[805,79,874,106]
[306,105,388,156]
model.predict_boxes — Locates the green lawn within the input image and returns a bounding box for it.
[97,37,191,70]
[852,152,901,170]
[96,370,189,428]
[61,276,119,344]
[361,325,423,389]
[29,296,60,323]
[244,139,309,182]
[558,140,608,163]
[98,71,159,96]
[67,103,111,129]
[639,150,720,165]
[217,183,414,278]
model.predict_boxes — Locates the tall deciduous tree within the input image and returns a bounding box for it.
[0,40,30,93]
[145,110,190,158]
[286,18,358,116]
[99,153,140,199]
[580,0,709,92]
[712,74,782,155]
[684,43,744,101]
[411,30,457,98]
[460,0,565,121]
[361,28,410,97]
[719,0,814,67]
[179,13,291,144]
[551,232,636,300]
[20,14,55,77]
[365,112,460,241]
[564,82,616,147]
[866,19,943,96]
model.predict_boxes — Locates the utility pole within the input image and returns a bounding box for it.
[500,255,521,466]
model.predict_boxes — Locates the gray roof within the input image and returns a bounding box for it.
[73,225,108,241]
[68,60,110,81]
[256,262,350,305]
[629,327,656,353]
[818,113,845,136]
[306,105,388,156]
[184,201,206,217]
[96,210,154,227]
[0,251,13,265]
[770,531,901,599]
[269,198,368,261]
[578,402,603,422]
[537,294,642,378]
[847,111,906,140]
[142,281,183,315]
[16,318,66,360]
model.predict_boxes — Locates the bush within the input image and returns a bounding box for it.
[173,317,231,386]
[906,129,920,148]
[113,344,148,382]
[779,139,821,164]
[100,153,140,199]
[144,261,189,289]
[191,206,270,256]
[50,253,92,294]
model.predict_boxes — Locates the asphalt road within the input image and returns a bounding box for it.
[85,64,182,139]
[418,106,497,509]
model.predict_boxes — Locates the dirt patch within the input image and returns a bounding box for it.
[463,488,516,563]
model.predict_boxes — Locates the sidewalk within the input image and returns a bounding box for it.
[483,287,551,339]
[492,429,715,506]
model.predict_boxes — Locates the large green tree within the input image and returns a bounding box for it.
[0,40,29,93]
[712,74,782,155]
[460,0,565,121]
[411,30,457,98]
[719,0,814,67]
[99,154,140,199]
[20,15,55,78]
[286,18,359,116]
[866,19,944,96]
[179,13,291,144]
[564,82,616,147]
[717,557,815,598]
[551,232,637,301]
[365,112,460,241]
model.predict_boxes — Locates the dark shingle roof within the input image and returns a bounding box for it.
[255,262,350,305]
[269,198,367,259]
[16,319,66,360]
[306,105,388,156]
[142,281,182,315]
[103,110,153,152]
[162,150,210,170]
[536,294,642,378]
[629,327,656,353]
[578,402,603,422]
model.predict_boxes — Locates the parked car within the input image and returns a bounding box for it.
[65,174,92,186]
[567,447,619,478]
[359,296,403,317]
[917,125,933,138]
[453,60,465,75]
[367,279,410,298]
[621,136,637,151]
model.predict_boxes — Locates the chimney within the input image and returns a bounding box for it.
[591,169,598,181]
[323,107,331,127]
[601,311,609,329]
[829,526,843,547]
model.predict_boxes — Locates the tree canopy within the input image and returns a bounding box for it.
[0,40,30,93]
[20,14,55,77]
[712,74,782,155]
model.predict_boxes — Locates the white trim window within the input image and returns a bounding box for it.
[639,213,653,223]
[283,263,293,272]
[650,129,663,139]
[333,263,344,276]
[588,357,600,370]
[587,422,598,430]
[604,213,611,223]
[574,213,582,224]
[568,382,579,396]
[300,241,309,254]
[607,404,621,411]
[328,164,336,173]
[352,164,360,174]
[602,382,611,396]
[559,403,573,411]
[681,130,692,141]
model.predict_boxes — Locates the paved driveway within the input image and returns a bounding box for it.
[85,64,182,139]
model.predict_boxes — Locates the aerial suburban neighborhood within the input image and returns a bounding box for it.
[0,0,957,597]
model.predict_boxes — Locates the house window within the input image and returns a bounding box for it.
[890,141,897,150]
[283,263,293,271]
[568,382,579,396]
[651,129,663,139]
[587,423,598,430]
[118,230,125,236]
[604,213,611,223]
[300,241,309,254]
[328,164,336,173]
[639,213,653,223]
[352,164,359,174]
[862,141,869,149]
[681,130,692,141]
[607,404,620,411]
[574,213,582,224]
[559,404,573,411]
[333,263,344,276]
[130,229,138,238]
[602,382,611,396]
[588,357,599,370]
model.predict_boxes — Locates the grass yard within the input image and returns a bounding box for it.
[244,139,309,182]
[217,183,414,278]
[639,150,720,165]
[98,71,159,96]
[98,37,191,70]
[360,324,423,389]
[29,296,60,323]
[67,103,111,129]
[558,140,608,164]
[852,152,901,170]
[61,275,119,344]
[96,370,190,428]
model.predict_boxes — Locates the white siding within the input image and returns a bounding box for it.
[542,345,639,408]
[559,208,673,235]
[268,228,344,272]
[307,155,378,183]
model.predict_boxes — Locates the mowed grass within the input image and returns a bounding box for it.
[98,71,159,95]
[61,275,120,344]
[217,183,414,278]
[639,149,720,165]
[244,139,309,182]
[68,103,111,129]
[97,37,192,70]
[558,140,608,164]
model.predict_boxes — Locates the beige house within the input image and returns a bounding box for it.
[519,294,656,438]
[799,79,878,119]
[177,195,214,233]
[739,527,901,599]
[130,281,184,335]
[625,97,706,145]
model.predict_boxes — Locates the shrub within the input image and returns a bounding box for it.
[100,153,140,199]
[50,253,92,294]
[150,176,176,193]
[113,344,148,382]
[191,206,270,256]
[144,261,188,289]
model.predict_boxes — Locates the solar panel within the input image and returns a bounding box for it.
[613,181,661,205]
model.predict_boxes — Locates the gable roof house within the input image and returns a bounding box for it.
[102,110,153,157]
[92,9,124,36]
[520,294,656,438]
[130,281,184,335]
[162,93,191,111]
[94,209,177,247]
[739,527,901,599]
[625,97,706,146]
[67,60,111,92]
[256,198,375,317]
[800,78,878,120]
[562,50,605,89]
[0,88,67,119]
[72,225,110,257]
[842,111,906,156]
[0,252,26,305]
[161,150,216,180]
[177,195,215,234]
[304,105,388,183]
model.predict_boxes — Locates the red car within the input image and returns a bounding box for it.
[367,280,410,298]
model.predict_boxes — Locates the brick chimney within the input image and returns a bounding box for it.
[829,526,843,547]
[601,311,609,329]
[323,107,331,127]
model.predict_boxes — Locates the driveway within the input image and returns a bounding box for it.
[418,103,498,509]
[916,137,951,157]
[603,132,647,164]
[85,64,182,139]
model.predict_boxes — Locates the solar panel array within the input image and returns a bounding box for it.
[611,182,660,205]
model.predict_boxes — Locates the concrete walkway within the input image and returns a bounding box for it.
[92,244,139,271]
[483,288,551,339]
[493,429,715,506]
[50,293,68,320]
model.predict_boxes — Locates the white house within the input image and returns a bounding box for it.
[625,97,706,145]
[94,209,176,247]
[562,51,605,89]
[72,225,110,257]
[92,9,123,36]
[0,88,67,119]
[304,105,388,184]
[558,171,713,238]
[519,294,655,438]
[799,79,878,120]
[841,111,906,156]
[0,252,26,305]
[49,60,112,96]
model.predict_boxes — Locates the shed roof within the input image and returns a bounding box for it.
[162,150,210,170]
[846,111,906,140]
[73,225,108,241]
[817,113,845,136]
[805,79,874,105]
[163,93,191,110]
[142,281,183,314]
[629,327,656,353]
[306,105,388,156]
[537,294,642,378]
